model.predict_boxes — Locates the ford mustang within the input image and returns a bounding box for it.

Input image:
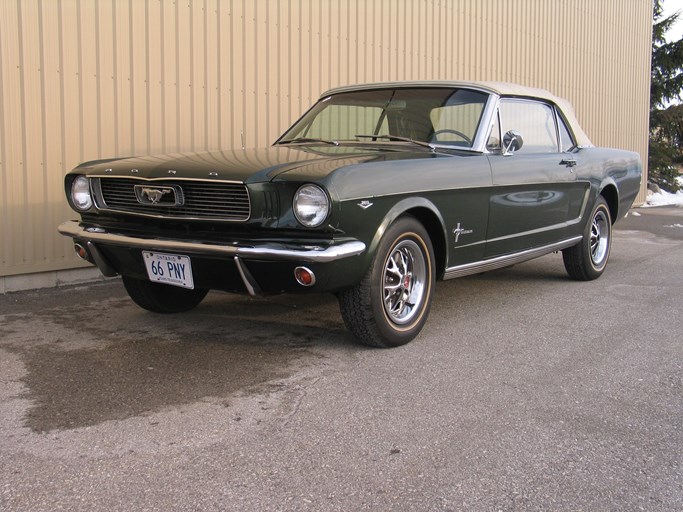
[59,81,642,347]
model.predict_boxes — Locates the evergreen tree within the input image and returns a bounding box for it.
[649,0,683,192]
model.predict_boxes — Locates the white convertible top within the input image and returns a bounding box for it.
[323,81,593,147]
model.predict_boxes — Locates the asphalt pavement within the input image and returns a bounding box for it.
[1,206,682,511]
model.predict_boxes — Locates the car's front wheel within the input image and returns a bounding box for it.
[122,276,209,313]
[338,216,435,348]
[562,196,612,280]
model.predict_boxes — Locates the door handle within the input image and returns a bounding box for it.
[560,158,577,168]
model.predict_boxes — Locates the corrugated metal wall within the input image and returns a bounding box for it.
[0,0,652,278]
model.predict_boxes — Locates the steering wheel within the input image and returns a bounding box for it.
[431,129,472,145]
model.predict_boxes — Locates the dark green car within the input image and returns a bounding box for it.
[59,81,642,347]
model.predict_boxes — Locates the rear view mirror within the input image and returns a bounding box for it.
[503,130,523,155]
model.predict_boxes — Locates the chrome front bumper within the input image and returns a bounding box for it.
[58,221,366,263]
[58,221,366,294]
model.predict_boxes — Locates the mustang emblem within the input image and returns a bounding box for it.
[453,222,473,244]
[142,188,171,204]
[134,185,179,205]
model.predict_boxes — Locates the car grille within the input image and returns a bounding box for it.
[93,178,251,221]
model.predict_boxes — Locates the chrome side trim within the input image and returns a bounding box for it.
[485,218,583,245]
[443,236,582,280]
[578,187,591,220]
[58,221,366,263]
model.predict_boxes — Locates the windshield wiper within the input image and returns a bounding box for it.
[277,137,339,146]
[354,134,435,152]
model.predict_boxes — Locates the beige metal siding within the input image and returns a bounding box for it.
[0,0,652,277]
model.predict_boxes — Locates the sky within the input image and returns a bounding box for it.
[663,0,683,42]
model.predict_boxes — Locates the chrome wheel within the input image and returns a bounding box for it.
[382,239,427,326]
[562,196,612,281]
[338,216,435,347]
[590,209,610,267]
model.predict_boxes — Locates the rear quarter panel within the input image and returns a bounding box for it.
[573,147,642,222]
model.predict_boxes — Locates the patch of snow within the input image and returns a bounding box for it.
[630,211,641,217]
[643,177,683,207]
[664,224,683,229]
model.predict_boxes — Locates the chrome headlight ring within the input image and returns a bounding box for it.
[293,184,330,228]
[71,175,93,210]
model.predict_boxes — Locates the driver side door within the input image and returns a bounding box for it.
[486,98,587,257]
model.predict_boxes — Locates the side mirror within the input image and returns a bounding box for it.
[502,130,523,155]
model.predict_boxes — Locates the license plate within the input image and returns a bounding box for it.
[142,251,194,289]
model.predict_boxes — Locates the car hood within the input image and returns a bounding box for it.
[73,145,448,184]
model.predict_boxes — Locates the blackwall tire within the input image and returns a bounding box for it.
[122,276,209,313]
[338,216,435,348]
[562,196,612,281]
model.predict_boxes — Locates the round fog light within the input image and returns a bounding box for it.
[294,266,316,287]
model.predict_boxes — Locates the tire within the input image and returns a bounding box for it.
[562,196,612,281]
[122,276,209,313]
[338,216,435,348]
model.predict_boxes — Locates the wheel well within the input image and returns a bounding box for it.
[405,207,447,278]
[600,185,619,223]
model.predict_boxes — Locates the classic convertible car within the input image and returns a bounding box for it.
[59,81,641,347]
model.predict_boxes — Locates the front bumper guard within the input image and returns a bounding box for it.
[58,221,366,295]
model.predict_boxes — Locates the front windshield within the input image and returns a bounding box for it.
[278,87,489,149]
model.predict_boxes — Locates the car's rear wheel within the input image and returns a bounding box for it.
[562,196,612,281]
[338,216,435,348]
[122,276,208,313]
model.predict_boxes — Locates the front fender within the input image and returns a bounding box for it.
[366,196,448,270]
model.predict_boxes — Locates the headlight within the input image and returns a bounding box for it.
[293,184,330,227]
[71,175,93,210]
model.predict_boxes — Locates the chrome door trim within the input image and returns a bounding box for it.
[443,236,581,279]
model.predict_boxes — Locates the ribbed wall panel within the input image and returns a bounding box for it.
[0,0,652,277]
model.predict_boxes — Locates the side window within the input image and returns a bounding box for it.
[557,113,575,152]
[499,99,558,153]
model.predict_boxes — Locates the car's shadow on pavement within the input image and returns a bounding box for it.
[1,283,359,433]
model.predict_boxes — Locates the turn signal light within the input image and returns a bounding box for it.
[74,243,90,261]
[294,266,316,287]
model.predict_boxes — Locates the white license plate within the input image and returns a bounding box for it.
[142,251,194,289]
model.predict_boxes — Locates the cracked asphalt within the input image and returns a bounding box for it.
[1,206,682,511]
